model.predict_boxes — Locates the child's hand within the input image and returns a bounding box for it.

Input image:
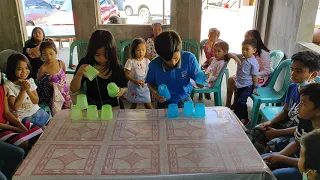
[21,80,31,92]
[17,124,28,132]
[75,64,89,78]
[204,71,212,83]
[116,88,127,97]
[155,93,166,103]
[264,128,279,140]
[260,121,272,131]
[253,88,260,96]
[138,80,145,87]
[263,154,285,169]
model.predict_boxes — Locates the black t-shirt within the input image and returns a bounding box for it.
[294,117,313,142]
[75,58,127,109]
[23,40,44,79]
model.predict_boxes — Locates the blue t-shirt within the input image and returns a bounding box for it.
[284,83,300,126]
[145,51,201,103]
[235,56,259,88]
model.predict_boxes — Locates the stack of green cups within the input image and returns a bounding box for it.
[107,82,120,98]
[101,104,113,120]
[77,94,88,109]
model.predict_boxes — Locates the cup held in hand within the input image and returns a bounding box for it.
[101,104,113,120]
[107,82,120,98]
[158,84,171,100]
[84,65,99,81]
[195,71,208,86]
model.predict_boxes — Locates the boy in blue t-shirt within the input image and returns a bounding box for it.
[251,51,320,153]
[145,30,201,108]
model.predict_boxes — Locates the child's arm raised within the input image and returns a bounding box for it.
[228,53,242,64]
[24,80,39,104]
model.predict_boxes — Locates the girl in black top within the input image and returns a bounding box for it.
[70,30,127,109]
[23,27,45,79]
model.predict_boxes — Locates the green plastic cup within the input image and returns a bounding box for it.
[87,105,99,120]
[76,94,88,109]
[71,105,82,120]
[107,82,120,98]
[101,104,113,120]
[84,65,99,81]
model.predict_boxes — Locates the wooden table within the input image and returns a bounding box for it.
[14,107,275,180]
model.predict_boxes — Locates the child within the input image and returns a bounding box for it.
[124,38,152,109]
[196,41,229,100]
[226,29,271,108]
[145,30,201,109]
[5,53,50,127]
[298,129,320,180]
[37,40,71,110]
[233,38,259,126]
[0,71,42,149]
[251,51,320,154]
[262,83,320,180]
[146,23,162,60]
[70,30,127,109]
[244,29,272,86]
[202,28,220,69]
[23,27,46,79]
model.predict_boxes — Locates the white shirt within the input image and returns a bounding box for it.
[5,78,40,120]
[124,58,150,77]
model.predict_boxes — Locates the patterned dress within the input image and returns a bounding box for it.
[49,61,71,109]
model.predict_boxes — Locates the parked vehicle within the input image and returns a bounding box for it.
[45,0,120,25]
[23,0,119,26]
[122,0,170,23]
[23,0,58,26]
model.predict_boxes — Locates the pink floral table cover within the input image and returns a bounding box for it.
[14,107,275,180]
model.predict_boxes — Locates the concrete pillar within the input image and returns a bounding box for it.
[0,0,26,52]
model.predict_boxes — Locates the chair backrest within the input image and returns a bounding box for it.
[120,39,133,66]
[200,39,208,54]
[266,59,292,93]
[270,50,285,70]
[182,39,199,61]
[69,40,89,66]
[0,49,18,72]
[213,60,229,88]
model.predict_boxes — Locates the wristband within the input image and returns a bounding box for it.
[254,85,259,89]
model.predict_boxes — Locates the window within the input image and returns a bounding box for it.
[99,0,171,25]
